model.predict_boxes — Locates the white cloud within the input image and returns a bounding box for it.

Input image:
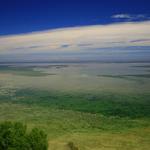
[112,14,150,21]
[112,14,132,19]
[0,21,150,57]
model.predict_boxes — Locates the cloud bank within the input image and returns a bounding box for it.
[0,21,150,62]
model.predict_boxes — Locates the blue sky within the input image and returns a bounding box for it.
[0,0,150,62]
[0,0,150,35]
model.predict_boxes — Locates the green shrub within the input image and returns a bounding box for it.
[27,128,48,150]
[0,122,48,150]
[67,142,79,150]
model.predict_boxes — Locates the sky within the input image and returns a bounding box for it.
[0,0,150,62]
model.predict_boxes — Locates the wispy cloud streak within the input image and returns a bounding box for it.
[112,14,150,21]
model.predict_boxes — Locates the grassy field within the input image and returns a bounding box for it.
[0,63,150,149]
[0,88,150,150]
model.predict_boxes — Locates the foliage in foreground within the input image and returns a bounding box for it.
[67,142,79,150]
[0,121,48,150]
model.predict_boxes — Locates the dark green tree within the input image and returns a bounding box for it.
[0,121,48,150]
[27,128,48,150]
